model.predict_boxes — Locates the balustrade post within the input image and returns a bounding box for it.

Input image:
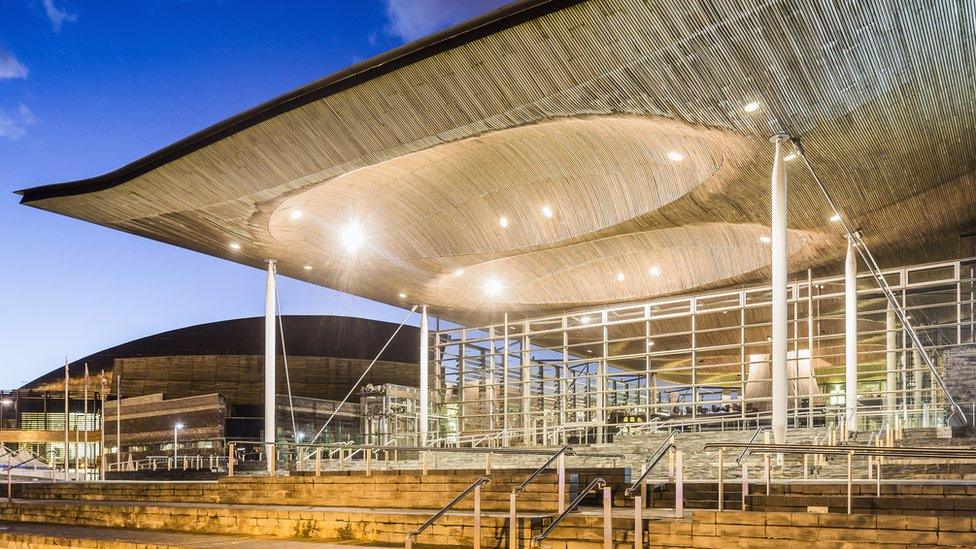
[741,464,748,511]
[717,448,724,511]
[602,486,611,549]
[634,495,643,549]
[228,443,235,477]
[557,452,566,513]
[315,448,321,477]
[675,450,684,518]
[474,484,482,549]
[846,451,853,515]
[509,492,517,549]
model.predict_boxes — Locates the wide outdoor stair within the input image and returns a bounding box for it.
[11,469,628,513]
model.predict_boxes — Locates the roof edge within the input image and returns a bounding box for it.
[17,0,582,204]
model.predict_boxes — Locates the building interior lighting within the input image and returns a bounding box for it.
[340,221,365,252]
[580,315,592,324]
[484,278,502,296]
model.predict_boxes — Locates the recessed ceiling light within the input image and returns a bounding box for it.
[484,278,502,296]
[541,205,554,218]
[340,221,364,252]
[784,153,797,161]
[743,101,760,113]
[580,315,592,324]
[667,151,684,162]
[616,272,626,282]
[759,236,772,244]
[229,242,241,250]
[829,213,841,222]
[303,265,312,271]
[499,216,509,228]
[453,269,464,277]
[649,265,661,277]
[398,292,407,299]
[290,210,303,220]
[766,336,772,341]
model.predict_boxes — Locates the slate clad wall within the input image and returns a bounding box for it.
[943,344,976,409]
[102,393,224,447]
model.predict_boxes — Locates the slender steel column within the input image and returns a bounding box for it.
[886,303,897,412]
[845,238,858,433]
[770,134,789,444]
[419,304,429,445]
[64,358,69,481]
[264,260,277,472]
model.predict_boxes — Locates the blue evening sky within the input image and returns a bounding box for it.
[0,0,507,387]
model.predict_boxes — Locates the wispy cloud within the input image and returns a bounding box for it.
[0,103,38,140]
[383,0,508,42]
[43,0,77,32]
[0,47,28,80]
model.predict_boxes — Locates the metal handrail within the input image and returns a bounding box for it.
[513,446,573,495]
[406,475,490,545]
[531,477,606,545]
[223,441,623,459]
[625,429,676,496]
[702,442,976,459]
[736,425,765,464]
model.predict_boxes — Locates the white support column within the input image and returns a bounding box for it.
[885,303,897,412]
[420,305,429,446]
[264,260,277,473]
[770,134,789,444]
[845,238,858,433]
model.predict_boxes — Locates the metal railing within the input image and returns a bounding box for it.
[531,477,609,548]
[704,442,976,515]
[624,429,676,497]
[509,446,573,548]
[405,475,490,549]
[736,426,765,464]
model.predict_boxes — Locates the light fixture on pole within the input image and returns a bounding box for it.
[173,423,184,462]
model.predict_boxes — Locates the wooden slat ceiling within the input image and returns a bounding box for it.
[17,0,976,326]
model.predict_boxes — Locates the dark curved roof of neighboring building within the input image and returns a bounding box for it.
[22,315,419,389]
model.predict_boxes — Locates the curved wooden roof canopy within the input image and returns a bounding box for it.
[17,0,976,326]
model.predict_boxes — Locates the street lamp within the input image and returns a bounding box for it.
[173,422,184,462]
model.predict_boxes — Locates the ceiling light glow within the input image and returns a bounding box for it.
[580,315,592,324]
[453,269,464,277]
[340,221,365,252]
[616,272,625,282]
[784,153,797,161]
[484,278,503,296]
[290,210,303,220]
[743,101,760,113]
[303,265,312,271]
[229,242,241,250]
[649,265,661,277]
[829,213,842,222]
[667,151,684,162]
[541,205,554,218]
[759,236,772,244]
[398,292,407,299]
[498,216,509,228]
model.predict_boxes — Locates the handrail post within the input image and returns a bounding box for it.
[876,461,881,497]
[675,450,684,518]
[717,448,724,511]
[846,450,853,515]
[668,446,675,480]
[474,484,482,549]
[227,443,235,477]
[485,452,492,475]
[634,495,642,549]
[509,492,517,549]
[557,452,566,513]
[763,454,770,495]
[366,448,372,476]
[422,451,429,476]
[602,486,612,549]
[802,454,808,480]
[269,443,276,477]
[741,464,748,511]
[314,448,321,476]
[867,455,873,480]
